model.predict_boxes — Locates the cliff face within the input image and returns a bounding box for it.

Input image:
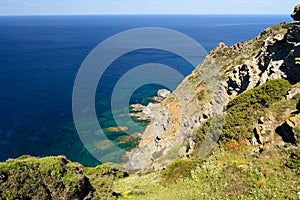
[125,10,300,172]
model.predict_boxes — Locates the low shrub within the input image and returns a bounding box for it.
[223,79,291,141]
[286,148,300,170]
[162,158,200,183]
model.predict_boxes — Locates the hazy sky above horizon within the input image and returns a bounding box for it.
[0,0,298,15]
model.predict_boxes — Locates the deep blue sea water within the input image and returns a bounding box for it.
[0,15,290,166]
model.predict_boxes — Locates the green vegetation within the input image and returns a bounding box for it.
[115,78,298,199]
[0,156,84,199]
[0,156,128,200]
[197,88,210,102]
[161,158,200,183]
[84,163,128,200]
[286,148,300,170]
[195,79,292,143]
[223,79,291,141]
[114,146,299,199]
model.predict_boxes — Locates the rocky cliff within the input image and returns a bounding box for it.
[125,5,300,172]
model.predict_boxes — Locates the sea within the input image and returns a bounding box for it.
[0,15,291,166]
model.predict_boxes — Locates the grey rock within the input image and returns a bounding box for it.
[130,104,146,112]
[178,146,187,157]
[286,88,300,100]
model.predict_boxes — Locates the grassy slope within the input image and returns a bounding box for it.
[115,145,299,199]
[114,80,300,199]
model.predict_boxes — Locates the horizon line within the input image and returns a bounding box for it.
[0,13,289,17]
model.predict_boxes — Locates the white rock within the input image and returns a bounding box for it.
[157,89,171,99]
[286,88,300,100]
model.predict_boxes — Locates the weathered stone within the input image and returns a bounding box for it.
[275,114,300,145]
[258,116,265,124]
[286,88,300,100]
[157,89,171,99]
[291,4,300,21]
[178,146,187,157]
[254,126,264,145]
[286,22,300,43]
[250,136,258,145]
[130,104,146,112]
[287,114,300,127]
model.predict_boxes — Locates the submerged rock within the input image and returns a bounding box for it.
[106,126,128,132]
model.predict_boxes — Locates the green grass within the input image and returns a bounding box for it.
[161,158,201,183]
[286,148,300,170]
[114,146,299,199]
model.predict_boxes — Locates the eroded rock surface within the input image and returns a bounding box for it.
[124,9,300,172]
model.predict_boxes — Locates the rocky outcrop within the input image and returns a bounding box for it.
[130,102,162,121]
[286,88,300,100]
[291,4,300,21]
[125,60,228,171]
[276,114,300,145]
[124,7,300,172]
[130,104,146,112]
[227,22,300,96]
[284,5,300,82]
[157,89,171,100]
[129,89,171,122]
[227,5,300,96]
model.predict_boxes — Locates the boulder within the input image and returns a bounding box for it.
[275,114,300,145]
[157,89,171,99]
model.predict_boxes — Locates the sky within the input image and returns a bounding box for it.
[0,0,299,15]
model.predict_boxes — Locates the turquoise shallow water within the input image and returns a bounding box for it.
[0,15,290,166]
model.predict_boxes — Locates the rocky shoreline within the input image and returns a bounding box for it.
[129,89,171,121]
[124,5,300,172]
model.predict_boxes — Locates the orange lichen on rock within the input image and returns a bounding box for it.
[167,102,181,135]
